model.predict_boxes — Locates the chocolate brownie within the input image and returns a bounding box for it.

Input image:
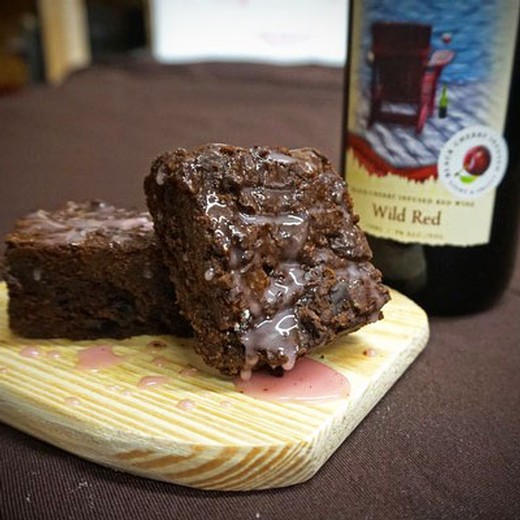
[145,144,390,378]
[4,200,191,339]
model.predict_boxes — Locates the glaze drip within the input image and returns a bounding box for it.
[265,263,306,306]
[233,211,310,375]
[210,207,312,375]
[204,192,312,361]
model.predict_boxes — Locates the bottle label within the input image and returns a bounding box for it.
[345,0,519,246]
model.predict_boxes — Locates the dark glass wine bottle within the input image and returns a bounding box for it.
[343,1,520,315]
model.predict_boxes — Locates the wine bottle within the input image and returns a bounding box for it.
[438,85,448,118]
[343,0,520,315]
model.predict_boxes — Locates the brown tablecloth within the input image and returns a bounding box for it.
[1,62,519,520]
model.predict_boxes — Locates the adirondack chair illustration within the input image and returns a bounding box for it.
[368,22,454,134]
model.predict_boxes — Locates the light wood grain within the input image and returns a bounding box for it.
[0,283,428,490]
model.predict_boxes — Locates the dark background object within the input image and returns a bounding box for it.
[87,0,146,61]
[370,18,520,315]
[0,0,147,93]
[0,0,39,93]
[344,1,520,315]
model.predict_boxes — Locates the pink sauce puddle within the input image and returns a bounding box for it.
[363,348,377,358]
[20,346,42,358]
[137,375,169,389]
[234,357,350,403]
[75,345,126,371]
[151,356,169,367]
[46,350,62,360]
[64,397,81,407]
[177,399,196,411]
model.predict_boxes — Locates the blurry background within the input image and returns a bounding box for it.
[0,0,347,90]
[0,0,347,241]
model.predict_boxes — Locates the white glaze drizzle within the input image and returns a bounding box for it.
[240,309,300,373]
[15,202,153,246]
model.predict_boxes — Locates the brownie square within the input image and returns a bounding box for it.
[145,144,389,377]
[3,200,191,340]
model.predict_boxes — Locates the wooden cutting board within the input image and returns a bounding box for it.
[0,283,428,491]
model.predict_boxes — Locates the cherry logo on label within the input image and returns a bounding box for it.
[463,146,491,176]
[459,146,492,184]
[438,126,508,200]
